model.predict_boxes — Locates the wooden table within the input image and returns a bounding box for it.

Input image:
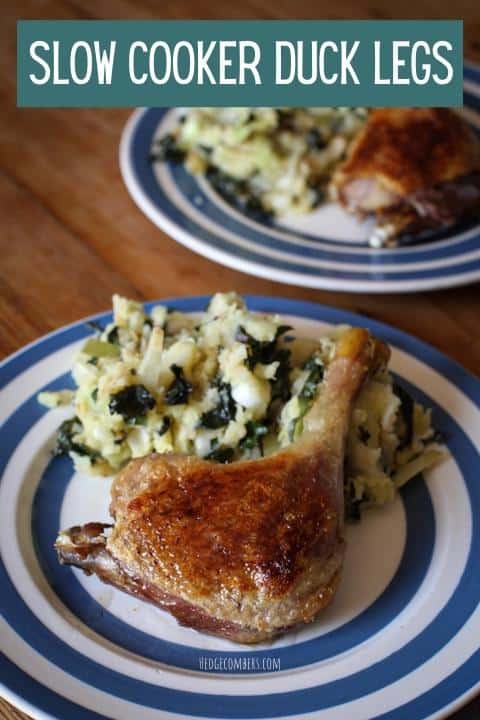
[1,2,479,719]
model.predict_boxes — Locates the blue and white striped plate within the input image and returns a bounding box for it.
[1,296,479,720]
[120,64,480,294]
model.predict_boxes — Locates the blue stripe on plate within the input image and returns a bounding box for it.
[464,89,480,113]
[169,160,480,268]
[171,159,480,264]
[373,648,480,720]
[0,651,111,720]
[0,323,91,390]
[1,297,480,719]
[464,61,480,85]
[2,642,478,720]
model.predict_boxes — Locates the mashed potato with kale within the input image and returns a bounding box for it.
[39,292,442,519]
[151,108,368,218]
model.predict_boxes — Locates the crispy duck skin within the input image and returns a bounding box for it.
[333,109,480,242]
[56,328,390,643]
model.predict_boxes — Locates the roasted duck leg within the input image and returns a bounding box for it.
[332,108,480,246]
[56,328,389,643]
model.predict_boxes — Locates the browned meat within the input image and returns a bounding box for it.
[56,328,390,643]
[332,109,480,244]
[375,173,480,240]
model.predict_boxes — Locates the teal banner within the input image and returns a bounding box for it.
[17,20,463,107]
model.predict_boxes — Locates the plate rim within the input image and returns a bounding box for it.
[1,295,479,720]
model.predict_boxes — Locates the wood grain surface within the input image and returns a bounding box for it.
[1,1,479,719]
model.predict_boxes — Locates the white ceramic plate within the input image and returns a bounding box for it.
[119,64,480,294]
[1,295,479,719]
